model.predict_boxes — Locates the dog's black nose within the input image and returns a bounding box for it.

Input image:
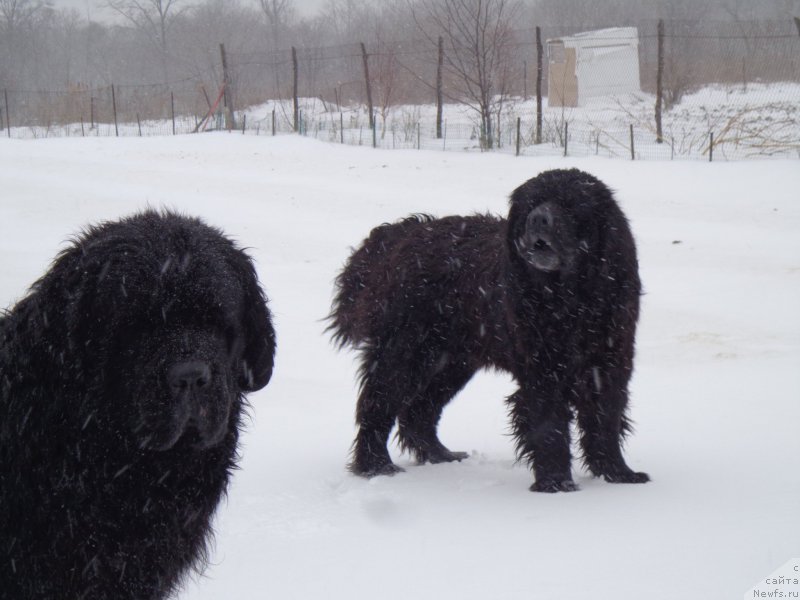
[168,361,211,393]
[527,204,554,232]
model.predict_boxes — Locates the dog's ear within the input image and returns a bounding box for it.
[233,251,276,392]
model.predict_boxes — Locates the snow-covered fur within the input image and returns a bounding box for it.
[328,169,648,492]
[0,211,275,599]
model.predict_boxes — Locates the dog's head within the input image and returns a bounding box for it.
[49,211,276,451]
[506,169,623,279]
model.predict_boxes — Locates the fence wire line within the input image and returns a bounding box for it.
[1,20,798,161]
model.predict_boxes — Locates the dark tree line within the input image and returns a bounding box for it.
[1,0,797,140]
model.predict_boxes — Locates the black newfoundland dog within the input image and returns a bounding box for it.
[329,169,648,493]
[0,211,275,599]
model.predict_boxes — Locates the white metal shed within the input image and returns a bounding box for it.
[547,27,641,107]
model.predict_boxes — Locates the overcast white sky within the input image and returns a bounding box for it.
[53,0,328,21]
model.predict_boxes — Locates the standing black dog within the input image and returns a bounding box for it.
[0,211,275,599]
[328,169,648,492]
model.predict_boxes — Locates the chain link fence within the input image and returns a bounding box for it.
[2,19,798,160]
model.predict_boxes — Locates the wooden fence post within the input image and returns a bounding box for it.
[3,90,9,137]
[563,121,568,156]
[535,26,543,145]
[360,42,374,131]
[292,47,299,132]
[515,117,521,156]
[272,109,276,136]
[111,84,119,137]
[171,91,176,135]
[220,43,236,130]
[90,96,95,129]
[340,112,344,144]
[709,132,714,162]
[137,113,142,136]
[200,85,212,111]
[655,19,665,144]
[436,36,444,139]
[630,124,635,160]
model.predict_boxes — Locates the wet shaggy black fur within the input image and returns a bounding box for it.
[0,211,275,599]
[329,169,649,493]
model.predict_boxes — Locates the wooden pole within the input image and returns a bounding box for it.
[515,117,521,156]
[340,112,344,144]
[200,85,212,111]
[709,132,714,162]
[563,121,568,156]
[630,124,635,160]
[220,43,236,130]
[90,96,95,129]
[292,47,299,132]
[80,116,85,137]
[3,90,9,137]
[171,91,176,135]
[272,109,276,136]
[360,42,374,131]
[137,113,142,137]
[436,36,444,139]
[655,19,665,144]
[111,84,119,137]
[242,114,246,134]
[535,26,543,145]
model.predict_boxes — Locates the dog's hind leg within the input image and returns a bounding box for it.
[348,345,412,477]
[396,361,474,465]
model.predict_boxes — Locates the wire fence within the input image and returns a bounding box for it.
[2,19,798,160]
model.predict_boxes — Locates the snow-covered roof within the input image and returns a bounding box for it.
[547,27,639,48]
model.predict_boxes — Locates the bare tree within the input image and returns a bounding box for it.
[256,0,294,50]
[255,0,295,97]
[0,0,45,30]
[364,5,404,135]
[373,40,399,136]
[0,0,49,84]
[411,0,522,149]
[105,0,186,83]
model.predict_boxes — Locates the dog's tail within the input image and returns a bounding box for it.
[326,214,434,349]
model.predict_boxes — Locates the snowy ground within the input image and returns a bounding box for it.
[0,134,798,599]
[10,82,800,160]
[240,82,800,160]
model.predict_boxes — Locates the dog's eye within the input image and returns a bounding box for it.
[225,328,244,357]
